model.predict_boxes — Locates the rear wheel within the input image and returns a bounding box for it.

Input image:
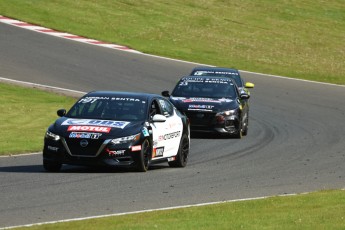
[43,159,62,172]
[169,134,189,168]
[136,139,151,172]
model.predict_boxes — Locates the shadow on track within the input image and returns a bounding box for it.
[0,164,170,173]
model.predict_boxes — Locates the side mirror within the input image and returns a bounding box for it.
[240,93,250,100]
[57,109,66,117]
[245,82,254,88]
[152,114,167,122]
[161,90,170,97]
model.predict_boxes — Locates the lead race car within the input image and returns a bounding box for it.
[43,91,190,172]
[162,76,250,138]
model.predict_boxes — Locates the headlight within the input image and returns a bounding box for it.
[45,131,60,141]
[216,109,237,117]
[111,133,140,145]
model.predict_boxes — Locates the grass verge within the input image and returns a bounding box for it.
[0,83,75,155]
[0,0,344,84]
[12,190,345,230]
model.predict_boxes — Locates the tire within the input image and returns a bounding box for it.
[169,134,189,168]
[233,121,243,139]
[43,159,62,172]
[136,139,151,172]
[242,115,248,136]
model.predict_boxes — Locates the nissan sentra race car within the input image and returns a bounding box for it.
[162,76,250,138]
[190,66,254,96]
[43,91,190,172]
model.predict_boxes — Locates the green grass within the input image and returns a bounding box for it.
[0,83,75,155]
[12,190,345,230]
[0,0,344,84]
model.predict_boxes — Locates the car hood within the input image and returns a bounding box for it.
[49,117,144,139]
[170,96,239,113]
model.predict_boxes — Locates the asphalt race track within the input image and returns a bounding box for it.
[1,22,345,228]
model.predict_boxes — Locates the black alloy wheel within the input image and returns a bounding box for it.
[169,134,189,167]
[136,139,151,172]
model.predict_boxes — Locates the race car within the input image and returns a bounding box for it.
[162,76,249,138]
[43,91,190,172]
[190,66,254,95]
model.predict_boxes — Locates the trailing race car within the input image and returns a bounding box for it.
[162,76,249,138]
[190,66,254,95]
[43,91,190,172]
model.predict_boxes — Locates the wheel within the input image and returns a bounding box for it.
[43,159,62,172]
[136,139,151,172]
[233,121,243,139]
[242,115,249,136]
[169,134,189,168]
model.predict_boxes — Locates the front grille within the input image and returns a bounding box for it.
[185,111,216,126]
[63,138,106,157]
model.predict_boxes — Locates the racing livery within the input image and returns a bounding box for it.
[162,76,250,138]
[43,91,190,172]
[190,66,254,96]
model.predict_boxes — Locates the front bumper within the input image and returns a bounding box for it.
[43,137,142,168]
[185,111,240,134]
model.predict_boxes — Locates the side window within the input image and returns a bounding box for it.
[158,99,174,117]
[149,100,161,118]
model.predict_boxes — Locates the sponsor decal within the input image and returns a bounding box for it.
[158,131,181,141]
[219,98,233,103]
[69,132,102,139]
[131,145,142,151]
[62,119,129,129]
[107,149,125,156]
[153,147,164,158]
[183,98,221,103]
[193,71,239,76]
[142,127,149,137]
[167,156,176,162]
[47,146,59,152]
[78,97,109,104]
[171,97,186,101]
[67,125,111,133]
[111,97,141,102]
[188,104,214,110]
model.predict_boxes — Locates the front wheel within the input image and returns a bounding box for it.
[136,139,151,172]
[169,134,189,168]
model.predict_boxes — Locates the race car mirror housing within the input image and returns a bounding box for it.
[245,82,255,88]
[57,109,66,117]
[161,90,170,97]
[152,114,167,123]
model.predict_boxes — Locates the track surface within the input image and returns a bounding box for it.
[1,22,345,228]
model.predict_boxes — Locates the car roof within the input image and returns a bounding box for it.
[190,66,240,73]
[84,91,161,100]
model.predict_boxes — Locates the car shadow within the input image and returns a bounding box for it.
[0,164,170,173]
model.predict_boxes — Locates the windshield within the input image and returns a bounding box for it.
[191,70,243,87]
[172,78,237,99]
[66,96,147,121]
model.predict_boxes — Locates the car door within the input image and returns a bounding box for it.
[149,98,183,159]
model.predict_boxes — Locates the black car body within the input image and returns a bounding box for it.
[190,66,254,95]
[162,76,249,138]
[43,91,190,172]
